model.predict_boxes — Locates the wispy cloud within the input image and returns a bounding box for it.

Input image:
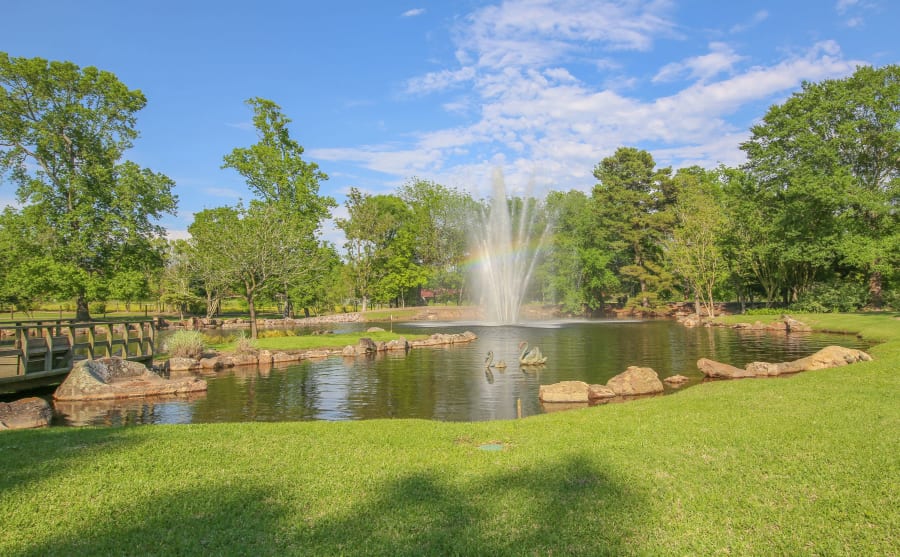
[402,8,425,17]
[730,10,768,33]
[204,187,244,199]
[836,0,860,15]
[321,2,864,198]
[653,42,745,83]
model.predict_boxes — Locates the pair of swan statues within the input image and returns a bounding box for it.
[484,341,548,368]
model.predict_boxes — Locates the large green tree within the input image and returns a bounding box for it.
[741,64,900,305]
[337,189,427,311]
[591,147,675,309]
[666,167,728,317]
[0,53,177,320]
[222,97,335,317]
[189,203,313,338]
[397,178,476,304]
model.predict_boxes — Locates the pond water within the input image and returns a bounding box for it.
[50,319,872,427]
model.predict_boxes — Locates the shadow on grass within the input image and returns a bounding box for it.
[301,453,642,555]
[12,448,644,556]
[0,427,143,496]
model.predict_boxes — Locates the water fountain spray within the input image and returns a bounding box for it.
[472,169,550,324]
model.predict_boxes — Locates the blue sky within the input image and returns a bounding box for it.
[3,0,898,244]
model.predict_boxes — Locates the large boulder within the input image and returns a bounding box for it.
[697,358,756,379]
[588,384,617,401]
[54,357,207,401]
[606,366,664,396]
[0,397,53,430]
[539,381,590,403]
[746,345,872,376]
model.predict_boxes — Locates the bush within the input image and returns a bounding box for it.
[791,282,868,313]
[89,301,107,314]
[163,330,206,360]
[234,332,258,354]
[743,307,784,315]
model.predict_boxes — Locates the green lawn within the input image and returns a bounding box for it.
[206,330,430,353]
[1,313,897,555]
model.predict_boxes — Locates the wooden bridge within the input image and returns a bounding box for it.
[0,319,157,394]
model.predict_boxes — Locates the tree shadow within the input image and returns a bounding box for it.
[301,453,644,555]
[8,443,645,556]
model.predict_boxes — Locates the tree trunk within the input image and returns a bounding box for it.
[361,296,368,313]
[75,295,91,321]
[868,270,883,308]
[247,295,258,339]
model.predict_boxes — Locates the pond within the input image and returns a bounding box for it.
[50,319,872,426]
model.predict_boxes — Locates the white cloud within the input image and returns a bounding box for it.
[729,10,768,33]
[836,0,860,15]
[318,3,865,200]
[203,187,244,199]
[405,66,476,95]
[165,229,191,241]
[402,8,425,18]
[653,42,745,83]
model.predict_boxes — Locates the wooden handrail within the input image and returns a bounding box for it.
[0,319,157,383]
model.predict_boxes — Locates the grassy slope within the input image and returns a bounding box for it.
[1,314,897,556]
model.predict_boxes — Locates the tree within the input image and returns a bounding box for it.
[666,167,728,318]
[222,97,335,317]
[592,147,675,309]
[0,53,177,320]
[397,178,476,303]
[188,204,314,338]
[541,190,619,314]
[741,64,900,305]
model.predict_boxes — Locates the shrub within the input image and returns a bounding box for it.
[163,330,206,360]
[743,307,784,315]
[791,282,868,313]
[89,301,107,314]
[234,332,258,354]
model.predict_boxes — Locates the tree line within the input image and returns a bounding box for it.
[1,53,897,334]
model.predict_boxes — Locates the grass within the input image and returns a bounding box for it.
[207,330,430,353]
[1,314,898,555]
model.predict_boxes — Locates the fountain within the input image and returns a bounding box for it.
[471,169,551,324]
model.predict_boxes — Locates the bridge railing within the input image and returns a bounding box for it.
[0,319,156,382]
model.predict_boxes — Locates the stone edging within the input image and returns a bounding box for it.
[165,331,478,373]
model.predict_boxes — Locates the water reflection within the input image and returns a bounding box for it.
[59,320,871,426]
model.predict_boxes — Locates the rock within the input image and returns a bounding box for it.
[366,327,385,332]
[272,351,301,364]
[663,374,690,385]
[766,321,788,332]
[257,350,275,366]
[0,397,53,430]
[54,357,207,401]
[304,350,330,359]
[747,345,872,376]
[230,353,259,367]
[681,315,701,328]
[697,358,756,379]
[385,338,410,351]
[782,315,812,332]
[539,381,590,403]
[168,357,200,372]
[199,356,224,371]
[588,384,616,400]
[606,366,664,396]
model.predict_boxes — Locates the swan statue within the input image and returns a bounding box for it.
[485,351,508,369]
[518,341,547,365]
